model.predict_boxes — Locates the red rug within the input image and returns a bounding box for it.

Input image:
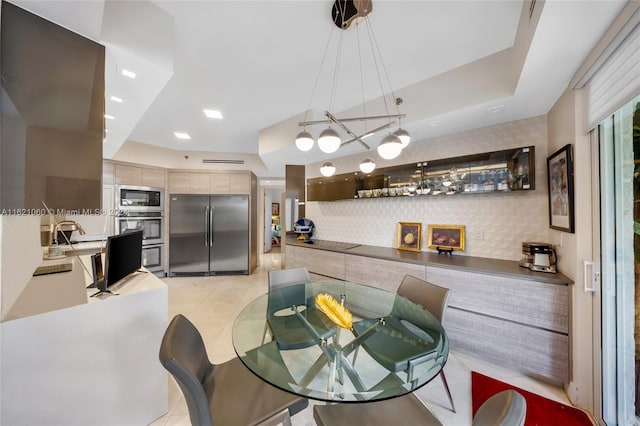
[471,371,593,425]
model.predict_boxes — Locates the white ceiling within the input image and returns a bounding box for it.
[11,0,628,177]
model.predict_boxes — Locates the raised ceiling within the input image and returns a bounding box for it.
[10,0,628,177]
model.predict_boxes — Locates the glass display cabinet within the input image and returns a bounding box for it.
[306,146,535,201]
[423,146,534,196]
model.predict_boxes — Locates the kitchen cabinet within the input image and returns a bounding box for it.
[286,245,346,280]
[210,173,231,193]
[422,146,534,196]
[345,254,426,293]
[284,238,571,384]
[306,146,535,201]
[114,164,166,188]
[169,171,251,195]
[427,266,568,382]
[168,172,209,194]
[306,173,356,201]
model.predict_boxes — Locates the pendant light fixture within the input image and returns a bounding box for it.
[359,158,376,173]
[318,128,341,153]
[293,0,410,176]
[377,133,403,160]
[393,128,411,148]
[295,131,314,151]
[320,161,336,177]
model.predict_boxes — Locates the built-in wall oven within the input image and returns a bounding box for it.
[116,185,165,275]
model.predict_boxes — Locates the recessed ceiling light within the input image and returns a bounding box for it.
[428,121,439,127]
[105,129,109,133]
[110,95,123,103]
[174,132,191,140]
[203,109,223,119]
[121,69,136,79]
[488,105,505,114]
[104,114,115,120]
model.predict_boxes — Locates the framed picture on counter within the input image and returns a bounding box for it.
[547,144,574,233]
[397,222,422,252]
[427,224,465,252]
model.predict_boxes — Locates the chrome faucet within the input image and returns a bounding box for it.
[53,220,86,245]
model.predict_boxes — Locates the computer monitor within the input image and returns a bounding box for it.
[90,230,143,295]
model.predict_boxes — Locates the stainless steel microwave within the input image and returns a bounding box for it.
[116,185,164,212]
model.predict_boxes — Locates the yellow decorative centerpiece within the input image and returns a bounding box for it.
[315,293,353,330]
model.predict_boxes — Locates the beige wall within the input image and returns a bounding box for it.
[547,86,597,412]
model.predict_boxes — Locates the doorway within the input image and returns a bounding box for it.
[263,187,284,254]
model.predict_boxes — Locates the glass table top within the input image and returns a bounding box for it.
[232,281,449,402]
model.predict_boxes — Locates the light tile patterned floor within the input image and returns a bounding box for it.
[152,252,574,426]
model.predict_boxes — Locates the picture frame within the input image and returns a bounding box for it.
[547,144,575,233]
[396,222,422,252]
[427,224,465,251]
[271,202,280,216]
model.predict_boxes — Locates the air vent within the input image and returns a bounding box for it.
[202,159,245,165]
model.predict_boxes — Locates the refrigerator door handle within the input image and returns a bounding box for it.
[209,206,214,246]
[204,206,209,247]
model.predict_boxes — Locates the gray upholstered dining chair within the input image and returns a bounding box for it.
[351,274,455,412]
[266,267,336,350]
[159,314,308,426]
[397,274,455,412]
[313,392,444,426]
[313,388,527,426]
[472,389,527,426]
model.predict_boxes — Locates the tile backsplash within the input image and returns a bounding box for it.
[305,115,550,261]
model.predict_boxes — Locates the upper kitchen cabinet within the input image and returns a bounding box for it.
[422,146,535,196]
[0,2,104,212]
[307,173,356,201]
[210,172,251,194]
[169,171,252,195]
[114,164,166,188]
[307,146,535,201]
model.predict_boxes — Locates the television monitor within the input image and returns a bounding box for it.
[90,230,143,294]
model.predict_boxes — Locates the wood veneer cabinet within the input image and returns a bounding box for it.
[284,240,570,384]
[286,245,346,280]
[169,171,251,194]
[425,266,569,382]
[114,164,166,188]
[345,254,426,293]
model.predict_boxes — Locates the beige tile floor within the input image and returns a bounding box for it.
[152,252,577,426]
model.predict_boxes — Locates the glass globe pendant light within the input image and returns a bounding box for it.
[377,134,403,160]
[295,131,314,151]
[317,127,341,153]
[320,161,336,177]
[359,158,376,173]
[393,128,411,148]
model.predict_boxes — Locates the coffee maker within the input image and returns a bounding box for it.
[519,242,557,273]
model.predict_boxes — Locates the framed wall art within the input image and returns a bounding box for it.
[547,144,575,233]
[427,224,465,252]
[396,222,422,252]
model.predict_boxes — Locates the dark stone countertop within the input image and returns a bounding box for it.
[286,238,572,285]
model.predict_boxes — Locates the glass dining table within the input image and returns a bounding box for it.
[232,280,449,402]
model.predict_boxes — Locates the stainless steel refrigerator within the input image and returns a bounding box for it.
[169,194,249,275]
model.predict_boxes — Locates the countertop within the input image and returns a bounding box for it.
[286,238,572,285]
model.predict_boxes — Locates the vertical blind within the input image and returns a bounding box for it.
[586,21,640,131]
